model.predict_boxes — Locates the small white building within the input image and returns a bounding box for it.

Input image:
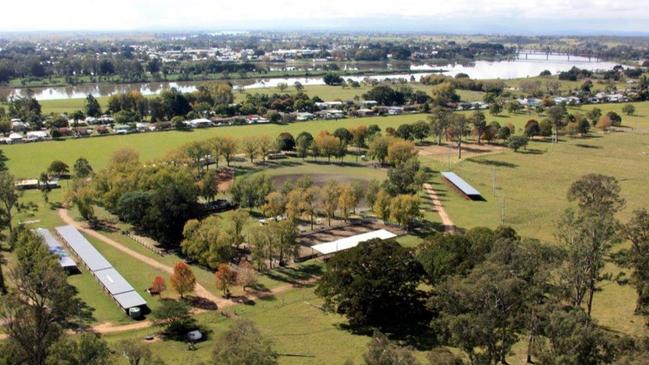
[26,131,49,141]
[189,118,213,128]
[295,112,316,121]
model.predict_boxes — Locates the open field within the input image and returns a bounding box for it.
[420,131,649,337]
[4,101,649,179]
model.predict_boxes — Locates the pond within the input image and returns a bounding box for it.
[1,53,620,101]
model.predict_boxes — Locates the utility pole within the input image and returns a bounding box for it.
[501,196,506,225]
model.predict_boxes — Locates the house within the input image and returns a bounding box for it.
[315,101,344,110]
[318,109,345,120]
[189,118,213,128]
[295,112,316,121]
[113,124,132,135]
[354,108,376,117]
[11,120,28,132]
[361,100,378,107]
[26,131,49,141]
[8,132,24,143]
[387,106,404,115]
[246,115,270,124]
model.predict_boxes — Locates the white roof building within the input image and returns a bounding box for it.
[311,229,397,255]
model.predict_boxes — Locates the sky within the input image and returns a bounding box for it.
[2,0,649,35]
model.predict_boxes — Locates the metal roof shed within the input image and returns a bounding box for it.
[94,267,136,295]
[113,291,148,310]
[311,229,397,255]
[441,172,482,200]
[35,228,77,269]
[55,225,112,272]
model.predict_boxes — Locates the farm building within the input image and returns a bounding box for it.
[311,229,397,255]
[441,172,483,200]
[55,225,147,316]
[35,228,77,272]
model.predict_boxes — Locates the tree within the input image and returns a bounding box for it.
[416,228,494,285]
[368,135,394,165]
[241,136,259,163]
[72,157,93,178]
[471,111,487,144]
[257,135,274,161]
[49,333,112,365]
[181,217,233,269]
[538,309,616,365]
[315,238,426,329]
[322,180,339,225]
[507,135,528,152]
[622,209,649,313]
[170,262,196,299]
[387,140,418,167]
[558,174,623,316]
[546,105,566,143]
[237,261,258,292]
[389,194,421,229]
[230,174,272,209]
[315,131,342,162]
[334,127,353,144]
[47,160,69,177]
[0,171,19,235]
[295,131,314,159]
[373,190,391,222]
[276,132,295,151]
[363,331,421,365]
[622,104,636,116]
[567,174,625,216]
[153,299,197,340]
[212,320,278,365]
[215,263,238,298]
[489,102,502,116]
[338,184,355,222]
[323,72,343,86]
[0,150,8,171]
[586,107,602,125]
[150,276,166,296]
[84,94,102,117]
[262,191,287,218]
[365,179,381,208]
[215,136,238,166]
[116,340,164,365]
[524,119,541,137]
[431,262,527,365]
[1,230,87,365]
[607,111,622,126]
[66,178,96,223]
[384,157,424,196]
[428,107,451,145]
[449,114,469,159]
[496,126,511,141]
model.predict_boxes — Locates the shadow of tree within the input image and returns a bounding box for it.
[467,159,518,168]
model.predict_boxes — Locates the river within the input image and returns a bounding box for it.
[1,53,620,101]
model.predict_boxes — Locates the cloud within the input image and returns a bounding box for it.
[1,0,648,33]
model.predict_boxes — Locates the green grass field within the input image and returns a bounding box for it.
[5,101,649,179]
[419,131,649,338]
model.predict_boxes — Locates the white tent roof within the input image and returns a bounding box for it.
[311,229,397,255]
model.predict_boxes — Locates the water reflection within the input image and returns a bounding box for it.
[1,55,620,101]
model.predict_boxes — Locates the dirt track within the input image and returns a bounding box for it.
[423,183,456,233]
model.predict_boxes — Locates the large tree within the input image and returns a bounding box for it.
[315,238,426,329]
[1,230,87,365]
[558,174,624,316]
[212,320,278,365]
